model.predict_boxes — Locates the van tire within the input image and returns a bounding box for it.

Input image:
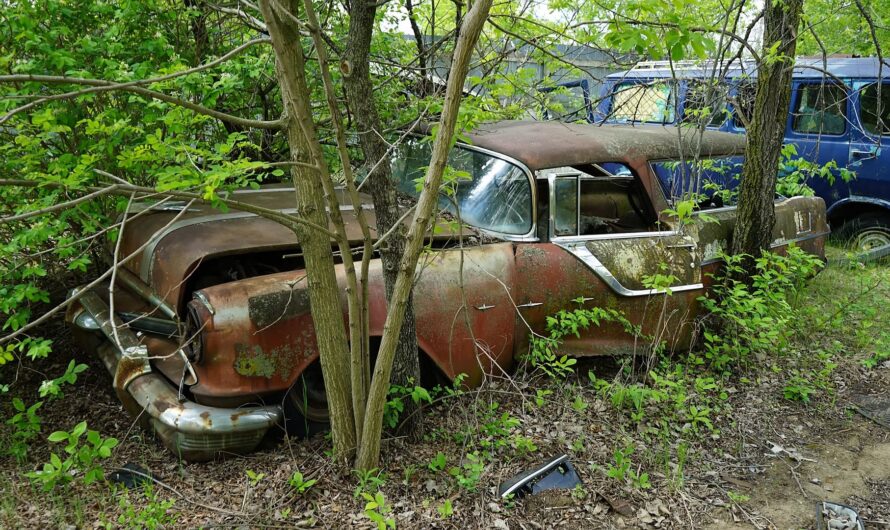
[835,213,890,251]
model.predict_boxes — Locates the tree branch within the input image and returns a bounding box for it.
[0,74,285,130]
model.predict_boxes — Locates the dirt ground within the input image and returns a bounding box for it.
[1,260,889,530]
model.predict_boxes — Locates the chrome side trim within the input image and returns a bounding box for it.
[551,230,679,244]
[555,241,704,297]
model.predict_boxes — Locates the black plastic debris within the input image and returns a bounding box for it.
[815,501,865,530]
[108,463,154,489]
[498,454,582,499]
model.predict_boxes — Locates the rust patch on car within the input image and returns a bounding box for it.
[233,343,298,379]
[248,288,310,328]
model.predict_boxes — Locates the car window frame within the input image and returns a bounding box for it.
[790,81,849,137]
[541,165,679,243]
[395,138,540,242]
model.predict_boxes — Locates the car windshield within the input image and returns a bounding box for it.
[391,138,533,236]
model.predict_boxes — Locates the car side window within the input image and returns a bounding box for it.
[792,83,847,135]
[683,80,729,127]
[549,164,654,238]
[731,80,757,129]
[860,83,890,136]
[553,177,579,237]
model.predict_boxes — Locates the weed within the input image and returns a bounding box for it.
[449,452,485,492]
[108,485,178,530]
[362,491,396,529]
[437,498,453,518]
[427,451,447,473]
[246,469,265,486]
[27,421,118,491]
[288,470,317,495]
[5,397,41,462]
[354,468,387,499]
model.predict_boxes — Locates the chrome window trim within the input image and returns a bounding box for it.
[447,142,538,241]
[554,241,704,297]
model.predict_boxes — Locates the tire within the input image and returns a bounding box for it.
[282,361,330,438]
[835,213,890,252]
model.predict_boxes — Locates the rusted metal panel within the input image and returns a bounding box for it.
[467,121,746,171]
[186,243,519,402]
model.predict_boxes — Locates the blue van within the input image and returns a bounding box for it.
[592,58,890,249]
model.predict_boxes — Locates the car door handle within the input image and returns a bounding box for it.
[851,148,877,159]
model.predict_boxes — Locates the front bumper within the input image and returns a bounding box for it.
[68,288,282,461]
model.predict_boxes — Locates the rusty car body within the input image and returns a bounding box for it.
[66,121,828,460]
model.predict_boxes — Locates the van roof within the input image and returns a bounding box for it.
[606,57,890,81]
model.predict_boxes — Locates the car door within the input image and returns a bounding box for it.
[785,80,853,207]
[849,80,890,203]
[514,167,704,357]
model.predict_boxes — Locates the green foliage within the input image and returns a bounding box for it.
[362,491,396,530]
[39,360,88,399]
[527,301,632,377]
[437,498,454,519]
[448,452,485,492]
[427,451,447,473]
[602,445,651,489]
[288,470,318,495]
[696,246,824,372]
[5,398,42,462]
[245,469,266,486]
[383,382,434,429]
[27,421,118,490]
[353,468,387,499]
[106,485,178,530]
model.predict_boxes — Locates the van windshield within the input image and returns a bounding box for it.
[391,139,533,236]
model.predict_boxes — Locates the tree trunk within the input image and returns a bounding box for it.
[731,0,804,262]
[343,1,423,440]
[257,0,357,461]
[356,0,493,471]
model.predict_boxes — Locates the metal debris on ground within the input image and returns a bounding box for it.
[498,454,582,499]
[815,501,865,530]
[108,463,154,489]
[851,393,890,429]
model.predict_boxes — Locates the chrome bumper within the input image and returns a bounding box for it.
[68,288,282,461]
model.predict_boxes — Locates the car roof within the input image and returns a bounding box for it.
[606,57,890,81]
[465,120,746,171]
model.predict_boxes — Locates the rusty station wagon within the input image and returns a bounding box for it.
[66,121,828,460]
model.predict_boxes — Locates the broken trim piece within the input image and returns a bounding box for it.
[498,454,583,499]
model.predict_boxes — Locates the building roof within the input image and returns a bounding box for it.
[465,120,746,170]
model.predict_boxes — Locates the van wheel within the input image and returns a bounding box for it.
[283,361,329,438]
[836,213,890,252]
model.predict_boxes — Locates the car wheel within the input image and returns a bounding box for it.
[283,361,330,438]
[836,213,890,252]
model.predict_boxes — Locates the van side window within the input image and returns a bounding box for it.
[731,80,757,128]
[860,83,890,135]
[792,84,847,135]
[684,80,729,127]
[609,81,677,123]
